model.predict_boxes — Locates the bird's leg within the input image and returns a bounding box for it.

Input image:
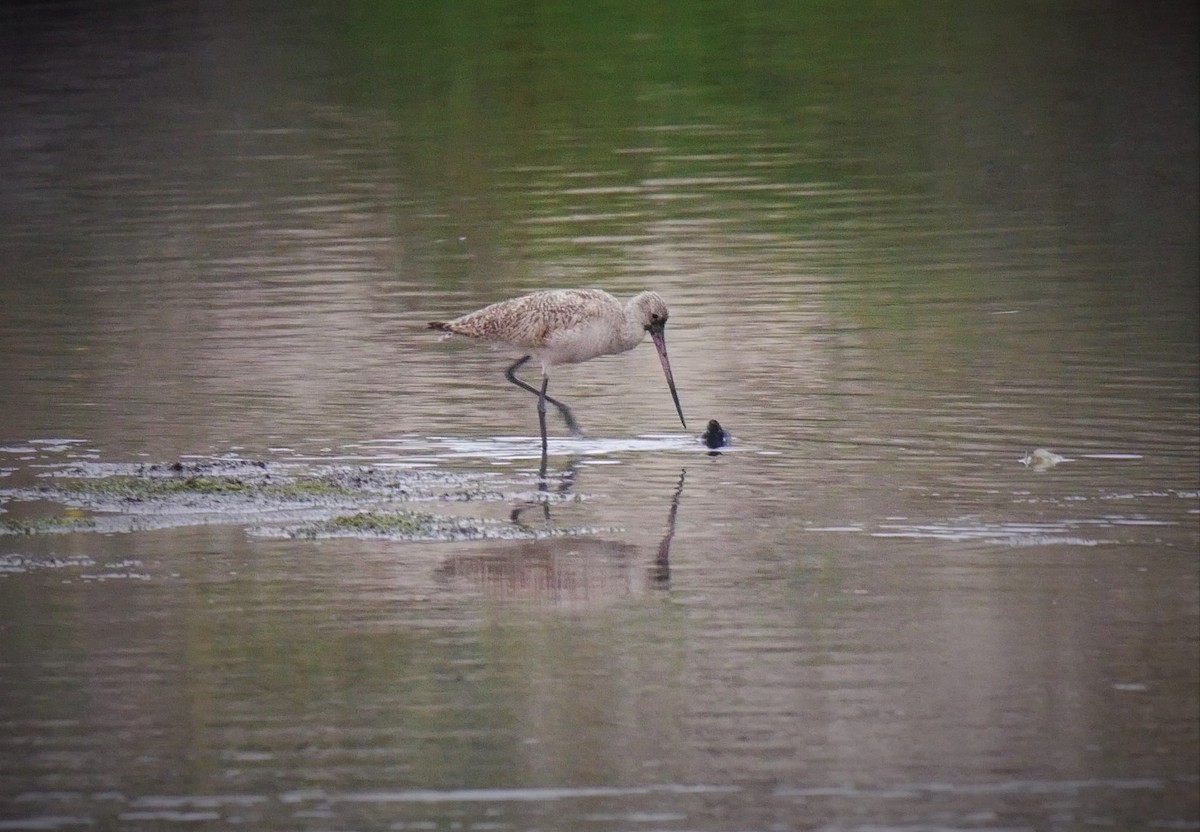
[504,356,583,437]
[537,374,549,477]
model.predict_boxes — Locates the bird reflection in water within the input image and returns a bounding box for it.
[436,465,688,603]
[650,468,686,588]
[509,458,579,526]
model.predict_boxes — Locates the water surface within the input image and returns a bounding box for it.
[1,2,1197,830]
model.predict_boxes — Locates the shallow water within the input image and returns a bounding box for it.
[2,2,1198,830]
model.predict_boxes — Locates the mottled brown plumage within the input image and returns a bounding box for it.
[429,289,669,370]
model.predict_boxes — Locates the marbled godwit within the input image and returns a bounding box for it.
[428,289,686,467]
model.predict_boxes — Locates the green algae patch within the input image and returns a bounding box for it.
[283,506,460,537]
[0,515,97,536]
[282,509,502,541]
[55,472,353,503]
[64,475,254,499]
[270,509,607,542]
[1,457,585,541]
[318,511,436,535]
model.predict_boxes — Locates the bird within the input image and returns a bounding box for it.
[428,288,686,471]
[701,419,731,450]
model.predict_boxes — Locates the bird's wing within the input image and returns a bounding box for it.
[452,290,611,347]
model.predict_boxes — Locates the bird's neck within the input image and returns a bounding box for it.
[619,298,649,351]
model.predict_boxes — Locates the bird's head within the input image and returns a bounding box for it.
[633,291,670,335]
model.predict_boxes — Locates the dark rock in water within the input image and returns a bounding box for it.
[702,419,730,449]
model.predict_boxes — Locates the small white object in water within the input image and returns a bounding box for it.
[1020,448,1067,470]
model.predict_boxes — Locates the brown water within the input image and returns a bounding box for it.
[1,2,1197,830]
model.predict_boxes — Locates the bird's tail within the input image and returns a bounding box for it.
[427,321,451,331]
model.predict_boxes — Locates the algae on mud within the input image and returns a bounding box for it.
[57,472,353,502]
[0,515,98,536]
[0,457,587,541]
[283,509,500,541]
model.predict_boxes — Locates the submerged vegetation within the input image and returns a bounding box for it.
[0,457,567,541]
[283,509,505,541]
[0,515,98,536]
[57,472,352,501]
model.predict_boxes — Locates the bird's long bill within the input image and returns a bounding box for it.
[651,329,687,430]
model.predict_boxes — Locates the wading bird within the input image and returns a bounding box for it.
[428,289,686,472]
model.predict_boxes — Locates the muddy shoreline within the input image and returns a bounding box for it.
[0,457,597,541]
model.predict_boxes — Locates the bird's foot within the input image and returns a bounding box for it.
[557,409,584,438]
